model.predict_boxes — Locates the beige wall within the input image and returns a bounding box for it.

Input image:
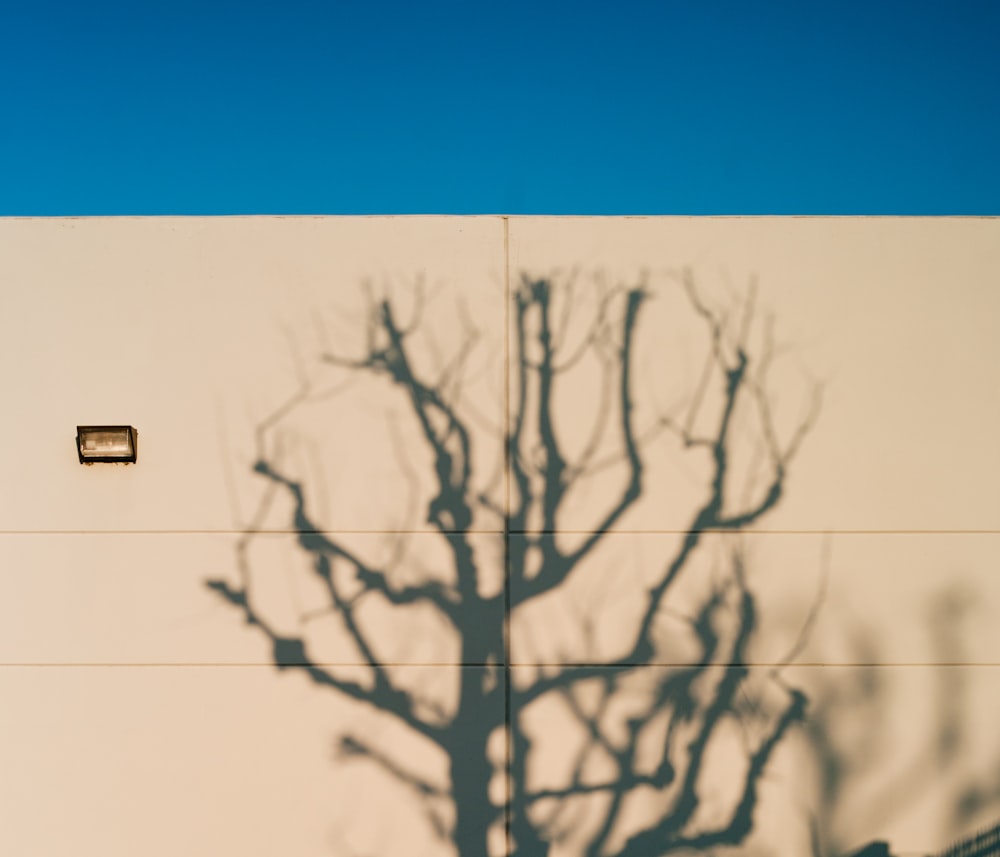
[0,217,997,856]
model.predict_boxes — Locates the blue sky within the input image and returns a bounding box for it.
[1,0,997,214]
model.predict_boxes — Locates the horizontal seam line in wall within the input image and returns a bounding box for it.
[0,662,997,668]
[1,529,998,536]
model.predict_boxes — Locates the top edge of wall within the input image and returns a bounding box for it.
[0,214,998,222]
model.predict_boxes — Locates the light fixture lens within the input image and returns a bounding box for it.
[77,426,137,463]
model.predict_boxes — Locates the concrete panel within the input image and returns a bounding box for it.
[0,531,504,666]
[509,531,1000,667]
[0,216,506,534]
[506,217,1000,534]
[508,663,1000,857]
[0,664,502,857]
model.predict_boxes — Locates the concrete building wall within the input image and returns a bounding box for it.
[1,217,998,856]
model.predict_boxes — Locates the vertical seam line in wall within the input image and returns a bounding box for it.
[502,214,513,857]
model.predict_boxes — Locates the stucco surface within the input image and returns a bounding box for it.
[1,216,998,857]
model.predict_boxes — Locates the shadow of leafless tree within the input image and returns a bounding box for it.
[206,271,822,856]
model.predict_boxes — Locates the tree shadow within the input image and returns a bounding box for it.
[205,269,834,856]
[803,584,1000,857]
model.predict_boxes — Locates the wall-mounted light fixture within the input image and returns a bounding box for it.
[76,426,138,464]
